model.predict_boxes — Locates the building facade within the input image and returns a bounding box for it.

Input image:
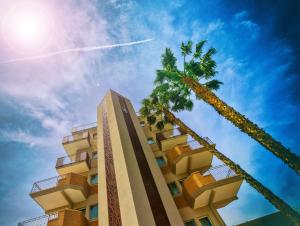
[19,90,243,226]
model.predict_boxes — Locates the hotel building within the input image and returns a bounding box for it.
[19,90,243,226]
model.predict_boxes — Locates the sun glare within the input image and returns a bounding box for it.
[1,2,54,53]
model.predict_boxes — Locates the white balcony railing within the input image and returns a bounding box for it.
[18,212,58,226]
[31,175,65,193]
[71,122,97,133]
[203,164,236,181]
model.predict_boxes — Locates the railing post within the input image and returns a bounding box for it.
[226,169,232,178]
[56,157,64,168]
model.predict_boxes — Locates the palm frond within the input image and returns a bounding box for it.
[204,79,223,91]
[154,70,181,84]
[181,41,193,56]
[161,48,177,70]
[194,40,207,58]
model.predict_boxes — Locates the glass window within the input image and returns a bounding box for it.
[156,156,166,167]
[92,152,98,159]
[179,179,185,187]
[90,204,98,220]
[93,133,97,139]
[90,174,98,185]
[185,220,196,226]
[199,217,213,226]
[147,138,155,144]
[77,208,86,216]
[167,182,180,196]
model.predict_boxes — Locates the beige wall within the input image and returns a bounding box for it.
[96,90,185,226]
[110,91,156,226]
[97,91,152,226]
[125,96,184,226]
[97,100,109,226]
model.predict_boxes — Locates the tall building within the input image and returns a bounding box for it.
[19,90,243,226]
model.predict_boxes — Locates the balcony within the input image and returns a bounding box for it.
[56,152,90,175]
[182,165,243,209]
[62,132,91,156]
[166,140,213,175]
[71,122,97,134]
[18,212,58,226]
[156,127,188,151]
[30,173,88,211]
[18,209,97,226]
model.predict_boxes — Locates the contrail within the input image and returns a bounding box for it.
[0,38,154,64]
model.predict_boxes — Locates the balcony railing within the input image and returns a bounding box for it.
[202,164,236,181]
[183,164,242,209]
[203,137,214,145]
[72,122,97,133]
[156,126,186,142]
[155,127,187,150]
[179,140,204,150]
[56,152,90,168]
[62,131,89,143]
[166,139,213,174]
[18,212,58,226]
[157,127,186,140]
[31,175,64,193]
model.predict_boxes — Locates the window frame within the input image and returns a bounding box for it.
[77,207,86,216]
[147,137,155,144]
[92,152,98,159]
[167,181,180,197]
[140,121,145,127]
[89,203,98,220]
[199,216,213,226]
[155,156,166,168]
[90,174,98,185]
[179,177,188,188]
[93,133,97,139]
[184,219,197,226]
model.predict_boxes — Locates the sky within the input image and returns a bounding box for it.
[0,0,299,225]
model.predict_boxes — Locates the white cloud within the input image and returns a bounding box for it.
[1,129,49,148]
[0,0,110,135]
[232,10,260,39]
[234,10,249,20]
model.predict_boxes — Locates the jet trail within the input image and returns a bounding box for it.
[0,38,153,64]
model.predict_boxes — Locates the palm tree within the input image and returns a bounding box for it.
[140,94,300,225]
[154,41,300,175]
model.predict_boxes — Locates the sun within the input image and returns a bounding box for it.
[1,2,54,54]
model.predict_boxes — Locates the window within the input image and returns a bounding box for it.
[199,217,213,226]
[179,178,185,187]
[92,152,98,159]
[90,174,98,185]
[147,137,155,144]
[93,133,97,139]
[77,208,86,216]
[156,156,166,168]
[184,220,196,226]
[90,204,98,220]
[167,182,180,197]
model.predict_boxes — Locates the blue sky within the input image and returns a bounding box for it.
[0,0,300,225]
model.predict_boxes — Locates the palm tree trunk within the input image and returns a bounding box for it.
[163,108,300,225]
[182,76,300,175]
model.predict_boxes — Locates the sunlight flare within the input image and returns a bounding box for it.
[1,2,54,53]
